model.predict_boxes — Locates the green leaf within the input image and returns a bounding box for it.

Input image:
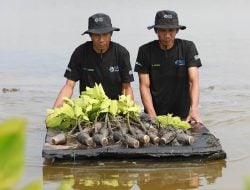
[79,95,94,105]
[128,106,140,112]
[60,119,76,129]
[117,94,141,119]
[89,112,98,122]
[85,105,93,113]
[100,99,111,110]
[63,97,74,107]
[61,103,75,118]
[45,115,63,128]
[0,118,26,190]
[81,114,90,122]
[46,108,54,115]
[156,114,191,129]
[109,100,118,116]
[54,107,63,115]
[74,104,83,118]
[81,83,107,101]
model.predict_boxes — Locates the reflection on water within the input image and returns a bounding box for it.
[43,160,226,190]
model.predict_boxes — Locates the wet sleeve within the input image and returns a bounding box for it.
[134,46,150,74]
[64,48,81,82]
[186,41,202,68]
[119,49,134,83]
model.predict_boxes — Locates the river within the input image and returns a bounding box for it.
[1,0,250,189]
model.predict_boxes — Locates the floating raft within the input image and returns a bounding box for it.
[42,125,226,162]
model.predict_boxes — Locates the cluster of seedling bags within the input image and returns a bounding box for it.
[45,84,194,149]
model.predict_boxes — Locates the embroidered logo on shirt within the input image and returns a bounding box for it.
[83,67,95,72]
[175,59,185,66]
[109,65,119,73]
[152,64,161,67]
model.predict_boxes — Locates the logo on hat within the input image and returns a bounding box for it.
[82,13,120,35]
[164,14,173,19]
[147,10,186,30]
[95,17,104,22]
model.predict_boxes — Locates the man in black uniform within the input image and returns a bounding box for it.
[134,10,202,123]
[53,13,134,108]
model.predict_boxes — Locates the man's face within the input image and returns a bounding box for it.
[156,28,178,50]
[91,32,111,53]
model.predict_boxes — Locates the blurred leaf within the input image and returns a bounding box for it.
[246,176,250,190]
[0,118,26,190]
[21,180,42,190]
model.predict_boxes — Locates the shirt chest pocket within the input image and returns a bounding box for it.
[175,59,187,79]
[81,67,100,85]
[150,61,187,82]
[81,65,122,85]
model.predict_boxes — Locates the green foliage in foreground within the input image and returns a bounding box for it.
[0,118,73,190]
[246,176,250,190]
[20,181,42,190]
[156,114,191,130]
[0,118,26,190]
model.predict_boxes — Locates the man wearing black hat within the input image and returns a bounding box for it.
[134,10,202,123]
[53,13,134,108]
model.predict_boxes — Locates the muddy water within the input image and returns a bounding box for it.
[1,0,250,189]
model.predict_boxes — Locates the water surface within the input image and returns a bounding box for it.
[1,0,250,189]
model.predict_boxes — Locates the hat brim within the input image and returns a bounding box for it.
[82,27,120,35]
[147,24,186,30]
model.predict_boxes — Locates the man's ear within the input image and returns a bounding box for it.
[89,33,94,41]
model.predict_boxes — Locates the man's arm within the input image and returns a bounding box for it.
[186,67,202,123]
[53,79,76,108]
[121,83,134,101]
[138,73,156,118]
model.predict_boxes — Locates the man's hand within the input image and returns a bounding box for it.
[186,108,203,124]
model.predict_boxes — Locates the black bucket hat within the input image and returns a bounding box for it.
[82,13,120,35]
[147,10,186,30]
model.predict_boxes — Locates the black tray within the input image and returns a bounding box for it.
[42,126,226,162]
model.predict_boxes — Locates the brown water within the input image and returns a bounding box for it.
[1,0,250,189]
[43,160,226,189]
